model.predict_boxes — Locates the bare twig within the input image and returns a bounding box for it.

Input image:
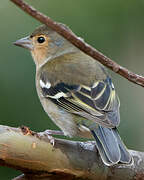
[0,125,143,180]
[10,0,144,87]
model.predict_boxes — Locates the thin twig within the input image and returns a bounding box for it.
[10,0,144,87]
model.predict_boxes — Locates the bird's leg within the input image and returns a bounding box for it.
[43,130,65,146]
[44,129,65,136]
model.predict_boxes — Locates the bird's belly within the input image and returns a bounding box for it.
[40,96,93,138]
[39,96,77,136]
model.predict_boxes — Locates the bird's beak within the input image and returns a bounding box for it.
[13,36,33,50]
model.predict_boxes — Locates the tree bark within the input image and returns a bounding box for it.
[0,125,143,180]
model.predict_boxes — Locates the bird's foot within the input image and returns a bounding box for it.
[44,129,64,136]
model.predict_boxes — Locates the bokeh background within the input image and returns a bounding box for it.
[1,0,144,179]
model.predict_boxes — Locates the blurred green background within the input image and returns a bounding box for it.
[1,0,144,179]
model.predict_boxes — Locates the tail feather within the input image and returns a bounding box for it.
[91,126,132,166]
[92,130,116,166]
[112,129,132,163]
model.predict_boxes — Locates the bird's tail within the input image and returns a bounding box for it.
[91,126,132,166]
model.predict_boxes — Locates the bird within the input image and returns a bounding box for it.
[14,24,132,166]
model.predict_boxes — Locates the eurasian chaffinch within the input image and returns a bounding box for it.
[14,24,132,166]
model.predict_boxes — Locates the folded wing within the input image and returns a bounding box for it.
[40,73,120,128]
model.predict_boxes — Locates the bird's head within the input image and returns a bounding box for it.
[14,24,77,67]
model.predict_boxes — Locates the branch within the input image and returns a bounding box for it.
[10,0,144,87]
[0,125,143,180]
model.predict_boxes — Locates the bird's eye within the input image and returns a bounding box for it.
[37,36,45,43]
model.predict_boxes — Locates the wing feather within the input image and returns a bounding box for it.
[40,74,120,128]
